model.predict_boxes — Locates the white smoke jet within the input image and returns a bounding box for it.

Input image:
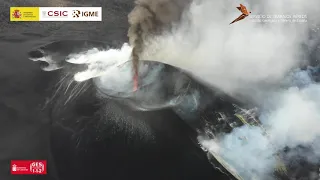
[64,42,188,111]
[66,43,132,82]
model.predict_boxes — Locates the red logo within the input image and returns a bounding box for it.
[12,10,21,19]
[11,160,47,175]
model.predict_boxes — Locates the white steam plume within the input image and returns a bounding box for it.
[132,0,320,179]
[66,43,132,82]
[200,69,320,179]
[140,0,319,99]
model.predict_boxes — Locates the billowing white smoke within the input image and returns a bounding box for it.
[64,44,187,110]
[200,68,320,179]
[133,0,320,179]
[141,0,319,99]
[66,43,132,82]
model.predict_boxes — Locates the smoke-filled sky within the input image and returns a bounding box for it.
[142,0,320,99]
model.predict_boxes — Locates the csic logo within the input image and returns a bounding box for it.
[72,10,98,18]
[43,10,68,17]
[12,9,22,19]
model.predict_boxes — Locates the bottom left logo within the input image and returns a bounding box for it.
[11,160,47,175]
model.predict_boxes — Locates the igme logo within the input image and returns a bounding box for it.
[72,10,80,17]
[72,10,99,18]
